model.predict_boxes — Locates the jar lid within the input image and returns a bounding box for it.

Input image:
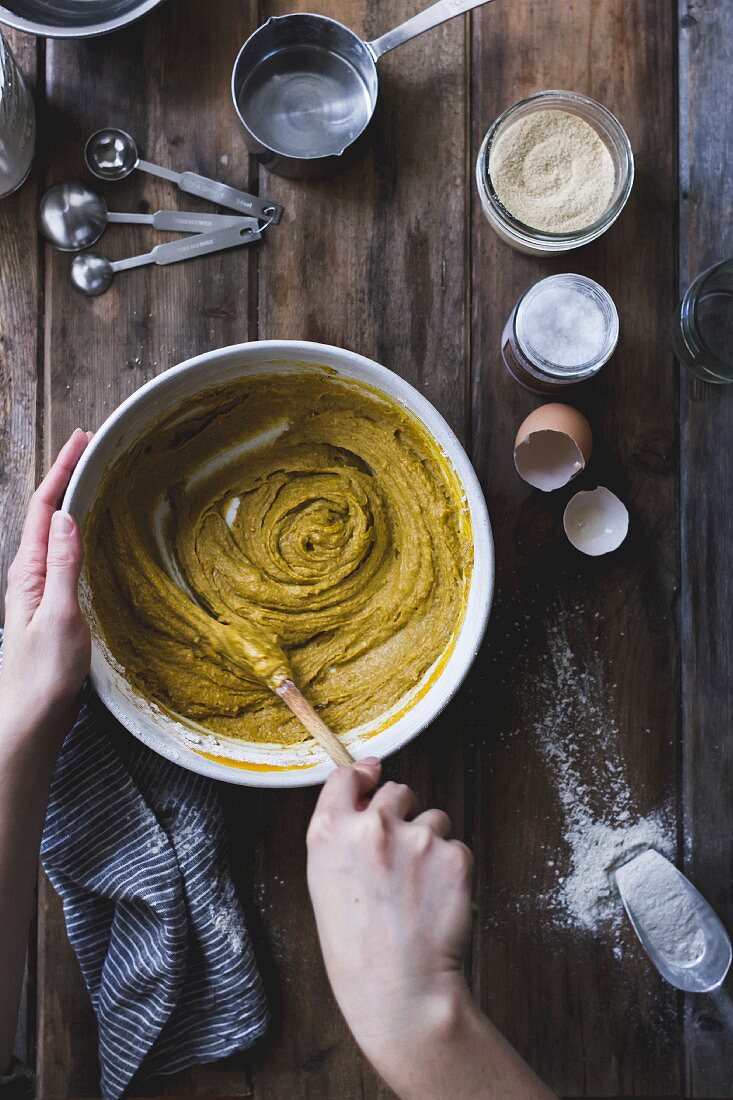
[515,274,619,379]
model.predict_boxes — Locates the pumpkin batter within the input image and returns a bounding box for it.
[85,371,472,745]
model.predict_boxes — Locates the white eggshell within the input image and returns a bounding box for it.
[514,403,592,492]
[563,487,629,556]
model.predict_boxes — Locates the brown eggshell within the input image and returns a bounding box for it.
[513,403,593,492]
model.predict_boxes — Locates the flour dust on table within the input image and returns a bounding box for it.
[499,603,675,952]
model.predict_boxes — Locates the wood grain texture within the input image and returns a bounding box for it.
[0,0,729,1095]
[471,0,681,1095]
[678,0,733,1094]
[0,27,40,619]
[42,0,258,457]
[243,0,470,1093]
[37,2,257,1096]
[0,27,41,1074]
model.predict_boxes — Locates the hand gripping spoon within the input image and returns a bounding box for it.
[71,221,262,296]
[614,849,732,993]
[39,181,252,252]
[85,128,284,224]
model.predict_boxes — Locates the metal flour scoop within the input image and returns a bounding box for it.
[232,0,496,177]
[614,849,731,993]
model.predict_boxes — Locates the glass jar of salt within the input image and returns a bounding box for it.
[502,274,619,394]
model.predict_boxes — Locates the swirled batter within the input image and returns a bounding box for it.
[85,371,472,745]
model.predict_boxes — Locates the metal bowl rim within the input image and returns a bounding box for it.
[0,0,165,38]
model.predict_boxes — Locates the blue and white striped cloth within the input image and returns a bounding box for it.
[0,622,269,1099]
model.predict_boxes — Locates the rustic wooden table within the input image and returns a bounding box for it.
[1,0,732,1096]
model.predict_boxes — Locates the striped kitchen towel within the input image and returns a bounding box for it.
[37,678,269,1099]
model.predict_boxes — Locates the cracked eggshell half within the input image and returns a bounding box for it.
[514,403,593,492]
[563,486,629,556]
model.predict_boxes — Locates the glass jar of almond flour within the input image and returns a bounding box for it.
[0,31,35,199]
[476,90,634,256]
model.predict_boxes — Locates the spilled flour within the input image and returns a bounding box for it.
[527,612,674,943]
[615,850,706,966]
[561,817,673,935]
[211,895,247,955]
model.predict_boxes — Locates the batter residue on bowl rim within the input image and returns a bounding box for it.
[85,369,473,747]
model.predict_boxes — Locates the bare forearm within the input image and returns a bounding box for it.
[442,990,556,1100]
[309,767,556,1100]
[358,978,556,1100]
[0,720,57,1070]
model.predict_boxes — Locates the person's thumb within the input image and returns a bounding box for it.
[42,510,83,617]
[314,756,382,817]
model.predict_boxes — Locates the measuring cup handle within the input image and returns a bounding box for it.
[111,225,261,273]
[136,157,180,184]
[368,0,495,60]
[111,251,157,273]
[150,223,262,266]
[178,172,284,224]
[151,210,254,232]
[107,212,155,225]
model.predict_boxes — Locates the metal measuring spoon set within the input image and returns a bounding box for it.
[39,129,284,295]
[39,0,503,289]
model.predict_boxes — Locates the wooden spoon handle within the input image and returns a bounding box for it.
[276,680,355,767]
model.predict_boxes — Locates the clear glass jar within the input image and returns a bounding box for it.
[674,259,733,384]
[0,31,35,199]
[475,90,634,256]
[502,274,619,394]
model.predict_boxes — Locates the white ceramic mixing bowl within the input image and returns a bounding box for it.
[64,341,493,787]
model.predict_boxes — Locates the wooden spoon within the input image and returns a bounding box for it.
[275,679,355,767]
[213,618,355,767]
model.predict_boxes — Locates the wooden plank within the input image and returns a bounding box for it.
[37,1,257,1095]
[470,0,680,1095]
[0,28,40,621]
[244,0,470,1095]
[133,1052,253,1098]
[10,0,724,1096]
[36,872,100,1097]
[0,26,41,1075]
[678,0,733,1094]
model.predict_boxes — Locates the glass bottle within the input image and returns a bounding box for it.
[0,31,35,199]
[674,259,733,383]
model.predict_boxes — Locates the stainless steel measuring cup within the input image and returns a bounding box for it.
[232,0,495,178]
